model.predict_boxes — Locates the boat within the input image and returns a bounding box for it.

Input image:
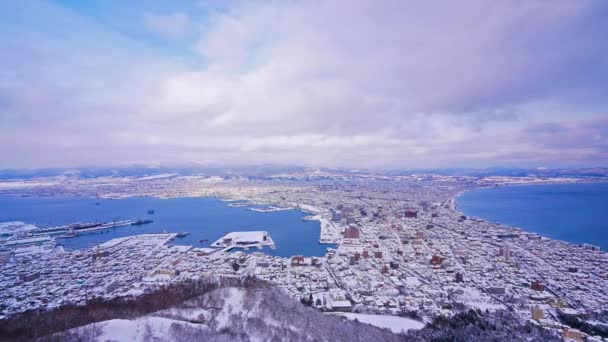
[176,232,189,238]
[199,239,208,243]
[131,219,153,226]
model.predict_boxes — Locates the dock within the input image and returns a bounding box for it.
[211,231,276,251]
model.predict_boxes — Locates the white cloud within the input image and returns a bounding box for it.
[1,0,607,168]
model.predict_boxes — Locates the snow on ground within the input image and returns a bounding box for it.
[454,286,506,312]
[0,221,38,235]
[333,313,425,333]
[0,181,57,189]
[318,215,341,243]
[157,307,211,322]
[215,287,245,328]
[90,316,206,342]
[97,236,130,249]
[297,204,323,214]
[137,173,178,181]
[404,276,421,286]
[211,231,271,247]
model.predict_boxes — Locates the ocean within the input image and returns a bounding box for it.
[457,182,608,250]
[0,196,331,257]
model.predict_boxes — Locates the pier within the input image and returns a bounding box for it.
[211,231,276,251]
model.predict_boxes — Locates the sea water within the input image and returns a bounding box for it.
[0,196,331,257]
[457,182,608,250]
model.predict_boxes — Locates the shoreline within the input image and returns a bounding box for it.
[451,181,607,250]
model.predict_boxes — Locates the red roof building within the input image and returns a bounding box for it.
[344,227,360,239]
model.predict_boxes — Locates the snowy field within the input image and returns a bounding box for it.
[333,313,425,333]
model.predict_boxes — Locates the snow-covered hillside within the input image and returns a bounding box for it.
[42,283,404,342]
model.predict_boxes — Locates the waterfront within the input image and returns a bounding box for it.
[0,196,329,257]
[457,182,608,250]
[2,173,608,333]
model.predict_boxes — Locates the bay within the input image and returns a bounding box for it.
[457,182,608,250]
[0,196,330,257]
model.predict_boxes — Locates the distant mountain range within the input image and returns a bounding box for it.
[0,165,607,180]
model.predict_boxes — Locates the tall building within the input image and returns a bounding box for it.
[499,246,511,261]
[331,209,343,222]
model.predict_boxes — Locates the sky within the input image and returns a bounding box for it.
[0,0,607,170]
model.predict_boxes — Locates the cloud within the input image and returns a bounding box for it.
[0,0,607,169]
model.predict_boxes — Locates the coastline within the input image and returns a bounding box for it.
[451,181,608,250]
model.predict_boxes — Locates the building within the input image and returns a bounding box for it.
[563,328,583,341]
[359,260,370,271]
[341,207,355,215]
[291,255,305,266]
[455,272,464,283]
[404,210,418,218]
[0,248,12,263]
[486,287,506,295]
[499,246,511,261]
[92,250,110,260]
[431,255,443,265]
[104,280,120,294]
[19,272,40,282]
[212,231,271,247]
[531,281,545,292]
[531,306,543,321]
[582,244,601,251]
[154,269,180,277]
[344,227,360,239]
[331,210,343,222]
[328,289,352,312]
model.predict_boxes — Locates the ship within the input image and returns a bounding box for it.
[176,232,190,238]
[131,219,153,226]
[147,209,155,215]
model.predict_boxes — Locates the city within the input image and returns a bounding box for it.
[2,0,608,340]
[0,171,606,340]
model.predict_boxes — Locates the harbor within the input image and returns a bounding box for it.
[0,196,328,257]
[0,219,154,256]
